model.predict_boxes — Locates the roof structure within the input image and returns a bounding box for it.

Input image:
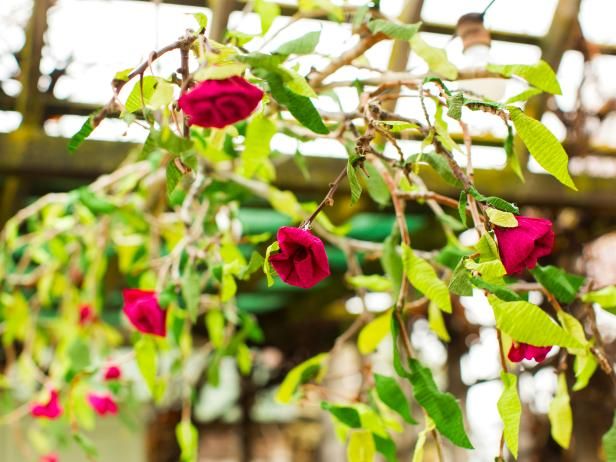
[1,0,616,223]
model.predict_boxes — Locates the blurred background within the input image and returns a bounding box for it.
[2,0,616,461]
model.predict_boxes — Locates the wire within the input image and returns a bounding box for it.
[481,0,497,17]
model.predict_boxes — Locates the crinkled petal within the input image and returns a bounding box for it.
[495,216,554,274]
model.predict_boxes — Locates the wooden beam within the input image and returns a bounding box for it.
[1,132,615,211]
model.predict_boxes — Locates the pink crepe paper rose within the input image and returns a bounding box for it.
[40,453,59,462]
[78,304,95,326]
[87,393,118,416]
[30,389,62,419]
[122,289,166,337]
[178,76,263,129]
[493,216,554,275]
[103,364,121,381]
[269,227,330,289]
[508,342,552,363]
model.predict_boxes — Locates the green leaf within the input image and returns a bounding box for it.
[276,353,328,403]
[278,67,317,98]
[408,152,462,188]
[508,107,576,190]
[468,187,519,214]
[411,34,458,80]
[458,191,468,227]
[486,208,518,227]
[374,374,417,424]
[572,352,597,391]
[447,92,464,120]
[263,241,280,287]
[505,86,543,104]
[206,309,225,348]
[254,0,280,34]
[548,373,572,449]
[487,60,561,95]
[166,160,183,198]
[242,115,277,179]
[192,12,208,31]
[275,30,321,55]
[408,358,473,448]
[604,413,616,462]
[347,161,363,205]
[194,63,248,81]
[449,260,473,296]
[73,433,99,459]
[358,310,392,355]
[505,126,524,181]
[497,372,521,459]
[135,336,160,399]
[531,265,585,304]
[77,187,116,215]
[264,72,329,134]
[236,343,253,375]
[176,421,199,462]
[148,80,174,109]
[434,104,461,153]
[470,277,521,302]
[367,19,420,41]
[113,68,133,82]
[488,295,583,349]
[556,310,588,351]
[402,243,451,313]
[238,251,265,280]
[347,429,376,462]
[373,434,398,462]
[382,229,403,298]
[321,402,362,428]
[582,286,616,312]
[125,76,158,113]
[363,161,390,206]
[181,269,200,321]
[347,274,392,292]
[428,301,450,342]
[68,117,94,153]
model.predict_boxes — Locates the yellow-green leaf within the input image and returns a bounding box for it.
[357,310,392,355]
[508,107,576,190]
[402,243,452,313]
[487,60,561,95]
[497,372,521,459]
[486,208,518,228]
[347,429,376,462]
[428,301,450,342]
[347,274,393,292]
[263,240,280,287]
[275,353,328,403]
[548,373,572,449]
[242,115,276,179]
[411,35,458,80]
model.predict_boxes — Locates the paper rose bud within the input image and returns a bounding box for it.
[40,453,59,462]
[78,304,95,326]
[122,289,167,337]
[493,216,554,275]
[269,227,330,289]
[178,76,263,129]
[30,389,62,420]
[508,341,552,363]
[103,364,121,381]
[87,393,118,416]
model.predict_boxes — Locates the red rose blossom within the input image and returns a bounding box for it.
[78,304,95,326]
[87,393,118,416]
[269,227,330,289]
[40,453,59,462]
[508,342,552,363]
[30,389,62,420]
[493,216,554,275]
[103,364,121,381]
[122,289,167,337]
[178,76,263,129]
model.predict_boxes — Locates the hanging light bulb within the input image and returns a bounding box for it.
[456,12,508,101]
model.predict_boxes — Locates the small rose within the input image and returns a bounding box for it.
[30,389,62,420]
[78,304,95,326]
[87,393,118,417]
[40,453,59,462]
[103,365,121,381]
[122,289,167,337]
[493,216,554,275]
[178,76,264,129]
[508,342,552,363]
[269,227,330,289]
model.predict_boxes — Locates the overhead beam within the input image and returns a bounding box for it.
[1,132,615,211]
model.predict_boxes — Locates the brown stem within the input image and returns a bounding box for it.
[396,190,460,209]
[302,165,347,228]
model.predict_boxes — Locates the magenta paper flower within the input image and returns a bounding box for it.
[493,216,554,275]
[122,289,166,337]
[178,76,263,129]
[30,389,62,420]
[269,227,330,289]
[87,393,118,416]
[103,365,121,381]
[40,453,59,462]
[508,342,552,363]
[78,304,95,326]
